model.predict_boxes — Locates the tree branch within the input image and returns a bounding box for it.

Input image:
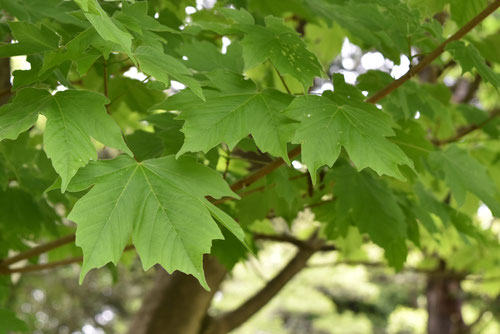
[0,234,76,267]
[253,233,336,252]
[366,0,500,104]
[230,0,499,194]
[0,245,135,275]
[202,235,327,334]
[229,146,302,192]
[432,109,500,145]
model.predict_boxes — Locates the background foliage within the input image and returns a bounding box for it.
[0,0,499,333]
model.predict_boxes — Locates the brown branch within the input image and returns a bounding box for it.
[452,74,481,104]
[366,0,500,104]
[214,172,309,205]
[202,235,326,334]
[306,259,431,273]
[432,109,500,145]
[0,234,75,267]
[466,309,487,330]
[0,245,135,275]
[253,233,336,252]
[230,146,301,192]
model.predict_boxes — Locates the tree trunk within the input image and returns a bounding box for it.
[127,256,227,334]
[426,261,468,334]
[0,53,11,105]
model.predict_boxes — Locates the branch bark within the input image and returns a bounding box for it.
[0,245,135,275]
[432,109,500,145]
[366,0,500,104]
[0,234,75,267]
[253,233,336,252]
[201,236,326,334]
[127,256,227,334]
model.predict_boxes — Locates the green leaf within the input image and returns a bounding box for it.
[449,0,487,26]
[0,188,45,238]
[428,145,500,217]
[0,21,60,57]
[108,77,166,113]
[237,15,323,91]
[135,46,204,100]
[0,88,51,141]
[40,28,102,76]
[306,0,422,63]
[66,155,244,289]
[145,112,184,156]
[75,0,134,58]
[391,120,433,172]
[283,93,413,183]
[156,74,295,162]
[176,39,244,73]
[0,309,28,334]
[446,41,500,88]
[329,165,408,269]
[42,90,132,192]
[115,1,178,34]
[125,130,164,161]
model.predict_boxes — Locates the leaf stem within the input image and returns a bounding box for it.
[103,58,110,113]
[271,62,292,95]
[223,146,231,179]
[0,245,135,275]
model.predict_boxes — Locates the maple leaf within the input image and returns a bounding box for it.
[0,88,132,191]
[156,72,295,163]
[66,155,245,289]
[236,15,323,91]
[284,92,413,183]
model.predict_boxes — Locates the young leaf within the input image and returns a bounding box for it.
[329,165,409,269]
[283,93,413,183]
[446,41,500,88]
[74,0,134,58]
[42,90,132,192]
[449,0,487,26]
[0,21,60,57]
[66,155,244,289]
[236,15,323,91]
[0,88,51,140]
[135,46,204,100]
[428,145,500,217]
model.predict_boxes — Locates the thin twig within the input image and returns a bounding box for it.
[366,0,500,103]
[0,234,76,267]
[432,109,500,145]
[0,245,135,275]
[253,233,336,252]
